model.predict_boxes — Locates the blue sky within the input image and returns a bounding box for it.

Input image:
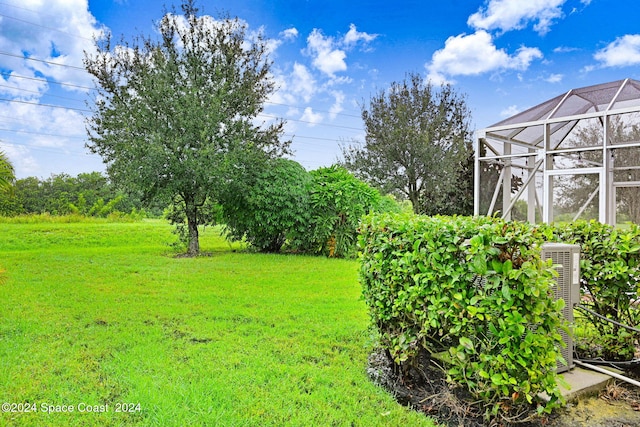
[0,0,639,178]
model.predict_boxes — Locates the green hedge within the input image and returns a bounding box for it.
[552,220,640,360]
[358,214,566,419]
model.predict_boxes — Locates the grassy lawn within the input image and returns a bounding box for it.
[0,220,434,426]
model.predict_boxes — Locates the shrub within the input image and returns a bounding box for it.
[290,165,392,258]
[221,158,312,253]
[359,214,566,420]
[551,220,640,361]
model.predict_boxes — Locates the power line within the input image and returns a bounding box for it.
[0,50,363,122]
[0,83,87,103]
[0,140,95,158]
[0,12,95,41]
[0,117,350,148]
[0,126,85,140]
[284,134,346,143]
[0,97,90,113]
[0,69,366,125]
[0,50,85,71]
[265,100,361,118]
[0,3,366,122]
[0,71,95,92]
[0,96,363,134]
[0,54,363,132]
[0,1,70,25]
[258,112,362,131]
[0,9,362,115]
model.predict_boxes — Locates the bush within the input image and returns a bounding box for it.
[359,214,566,420]
[290,166,393,258]
[221,158,312,253]
[551,220,640,361]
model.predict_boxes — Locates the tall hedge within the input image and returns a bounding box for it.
[359,214,566,419]
[552,220,640,360]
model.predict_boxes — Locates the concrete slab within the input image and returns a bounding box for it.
[557,367,614,401]
[540,366,614,402]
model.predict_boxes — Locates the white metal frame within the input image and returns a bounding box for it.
[474,78,640,224]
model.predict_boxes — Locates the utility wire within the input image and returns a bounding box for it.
[0,70,95,92]
[258,112,362,131]
[0,3,364,121]
[266,100,361,118]
[7,144,95,158]
[0,84,87,103]
[1,69,365,125]
[0,95,363,134]
[0,51,86,71]
[0,126,85,140]
[0,12,95,41]
[0,97,90,112]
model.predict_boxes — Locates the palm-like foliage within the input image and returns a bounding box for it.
[0,150,15,193]
[0,150,12,283]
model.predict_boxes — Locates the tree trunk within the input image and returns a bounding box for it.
[186,202,200,256]
[407,176,421,214]
[410,192,420,214]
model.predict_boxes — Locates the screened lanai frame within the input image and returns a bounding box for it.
[474,78,640,225]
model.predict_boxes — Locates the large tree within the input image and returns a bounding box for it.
[341,73,472,214]
[85,0,287,255]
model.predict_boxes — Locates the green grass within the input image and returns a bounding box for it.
[0,220,434,426]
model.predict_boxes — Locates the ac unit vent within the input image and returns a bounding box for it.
[541,243,581,373]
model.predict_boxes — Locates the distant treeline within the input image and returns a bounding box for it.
[0,172,163,218]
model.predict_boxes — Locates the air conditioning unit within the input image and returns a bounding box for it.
[541,243,581,373]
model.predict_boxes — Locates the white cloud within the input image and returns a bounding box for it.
[594,34,640,68]
[305,29,347,77]
[300,24,378,82]
[553,46,579,53]
[343,24,377,47]
[285,107,300,117]
[300,107,323,126]
[0,0,110,178]
[3,144,39,176]
[281,27,299,41]
[0,0,106,91]
[290,62,316,102]
[467,0,566,35]
[545,73,563,83]
[426,31,542,83]
[329,91,345,119]
[268,61,320,108]
[325,75,353,86]
[500,105,521,117]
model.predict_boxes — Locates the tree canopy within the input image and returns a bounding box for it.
[84,0,288,255]
[341,73,473,215]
